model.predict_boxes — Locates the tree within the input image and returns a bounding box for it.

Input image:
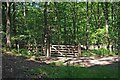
[2,2,119,56]
[86,2,89,50]
[72,2,77,44]
[6,1,11,51]
[105,2,109,48]
[43,2,50,57]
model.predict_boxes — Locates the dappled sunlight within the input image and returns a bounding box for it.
[43,56,118,67]
[2,1,119,79]
[30,61,119,78]
[25,55,119,67]
[2,53,119,78]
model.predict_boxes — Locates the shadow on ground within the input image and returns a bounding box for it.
[2,53,119,78]
[2,53,47,78]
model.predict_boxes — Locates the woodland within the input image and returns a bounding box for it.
[1,1,119,78]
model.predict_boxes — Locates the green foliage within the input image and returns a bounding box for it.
[11,35,29,41]
[19,49,31,55]
[11,49,18,54]
[81,48,117,57]
[2,2,119,56]
[92,48,110,56]
[50,61,64,66]
[81,51,94,56]
[30,67,48,77]
[11,48,45,58]
[11,49,33,57]
[90,28,106,44]
[29,64,118,78]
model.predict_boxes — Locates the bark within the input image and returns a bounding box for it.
[54,2,60,45]
[6,1,11,51]
[111,3,115,51]
[105,3,108,37]
[86,2,89,50]
[101,2,109,47]
[64,14,67,44]
[78,43,81,57]
[105,2,109,49]
[44,2,50,57]
[72,3,76,44]
[43,2,47,55]
[97,2,100,28]
[97,2,100,48]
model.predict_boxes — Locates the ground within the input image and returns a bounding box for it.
[2,52,119,78]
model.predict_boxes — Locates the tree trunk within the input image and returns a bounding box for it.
[105,2,109,49]
[86,2,89,50]
[6,1,11,51]
[111,3,114,51]
[101,2,109,48]
[64,14,67,44]
[54,2,60,45]
[44,2,47,55]
[72,3,76,45]
[12,2,17,49]
[44,2,50,57]
[97,2,100,48]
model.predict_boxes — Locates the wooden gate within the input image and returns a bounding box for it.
[50,45,81,57]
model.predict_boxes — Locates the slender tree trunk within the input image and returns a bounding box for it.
[86,2,89,50]
[97,2,100,48]
[44,2,47,56]
[115,3,119,54]
[90,3,95,48]
[54,2,60,45]
[97,2,100,28]
[111,3,114,51]
[6,1,11,51]
[44,2,50,57]
[23,2,26,17]
[105,2,109,49]
[64,14,67,44]
[102,2,110,50]
[72,3,76,45]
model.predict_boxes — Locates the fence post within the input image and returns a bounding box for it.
[78,43,81,57]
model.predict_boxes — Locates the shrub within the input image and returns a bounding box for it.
[11,48,34,57]
[50,61,64,66]
[81,51,91,56]
[96,48,110,56]
[11,49,18,54]
[81,48,117,57]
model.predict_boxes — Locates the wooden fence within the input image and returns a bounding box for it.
[25,44,115,56]
[50,45,82,57]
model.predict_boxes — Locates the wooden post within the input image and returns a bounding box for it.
[17,44,19,53]
[50,44,51,56]
[78,43,81,57]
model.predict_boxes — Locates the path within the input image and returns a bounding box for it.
[2,53,47,78]
[2,53,119,78]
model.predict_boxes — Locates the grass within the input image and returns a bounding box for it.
[81,48,118,57]
[29,63,119,78]
[10,48,118,58]
[4,48,119,78]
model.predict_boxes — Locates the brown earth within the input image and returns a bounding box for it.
[2,52,119,78]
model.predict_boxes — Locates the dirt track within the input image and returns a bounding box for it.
[2,53,119,78]
[2,54,47,78]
